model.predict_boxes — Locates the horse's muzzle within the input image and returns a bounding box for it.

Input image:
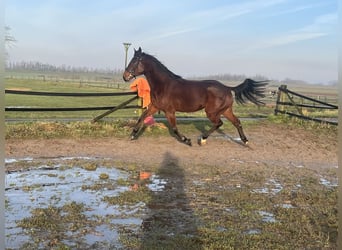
[123,71,134,82]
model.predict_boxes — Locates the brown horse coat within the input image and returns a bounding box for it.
[123,47,267,146]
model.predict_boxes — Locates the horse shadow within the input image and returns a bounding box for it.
[140,152,203,249]
[192,120,247,146]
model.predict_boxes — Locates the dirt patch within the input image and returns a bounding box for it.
[6,122,337,170]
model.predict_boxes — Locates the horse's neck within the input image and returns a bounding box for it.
[144,73,162,93]
[144,66,172,93]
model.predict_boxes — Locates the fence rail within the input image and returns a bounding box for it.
[275,102,337,110]
[5,89,140,122]
[5,105,139,112]
[274,85,338,125]
[5,89,136,97]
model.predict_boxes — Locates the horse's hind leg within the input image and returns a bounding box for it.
[223,108,248,144]
[131,105,158,140]
[199,113,223,145]
[165,112,192,146]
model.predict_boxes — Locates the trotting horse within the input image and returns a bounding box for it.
[123,47,267,146]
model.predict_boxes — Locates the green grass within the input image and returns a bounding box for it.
[5,120,134,139]
[6,114,337,141]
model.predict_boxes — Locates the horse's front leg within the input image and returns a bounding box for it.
[165,112,192,146]
[131,105,158,140]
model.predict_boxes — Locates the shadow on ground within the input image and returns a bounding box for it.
[140,152,203,250]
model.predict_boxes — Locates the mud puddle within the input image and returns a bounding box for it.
[5,157,166,249]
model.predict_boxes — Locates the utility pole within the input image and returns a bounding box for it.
[123,42,131,69]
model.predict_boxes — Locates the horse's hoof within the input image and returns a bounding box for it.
[130,135,136,140]
[197,137,207,146]
[243,140,249,145]
[184,138,192,146]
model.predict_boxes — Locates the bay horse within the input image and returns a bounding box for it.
[123,47,267,146]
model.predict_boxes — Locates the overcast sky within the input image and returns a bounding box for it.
[6,0,338,84]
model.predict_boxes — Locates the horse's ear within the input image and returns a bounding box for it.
[134,47,142,55]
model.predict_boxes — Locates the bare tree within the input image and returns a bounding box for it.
[5,26,16,45]
[5,26,16,59]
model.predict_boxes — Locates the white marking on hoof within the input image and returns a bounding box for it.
[201,138,207,145]
[198,137,207,145]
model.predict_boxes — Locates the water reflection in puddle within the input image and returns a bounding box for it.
[258,210,277,223]
[148,174,167,192]
[276,203,296,209]
[244,228,261,235]
[5,158,166,249]
[319,177,338,188]
[251,178,283,195]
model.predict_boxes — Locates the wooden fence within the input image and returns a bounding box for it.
[6,85,338,125]
[5,89,140,122]
[274,85,338,125]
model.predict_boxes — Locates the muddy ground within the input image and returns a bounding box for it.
[6,122,337,170]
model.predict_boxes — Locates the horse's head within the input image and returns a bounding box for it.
[123,47,145,82]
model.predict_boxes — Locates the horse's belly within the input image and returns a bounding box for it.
[175,102,205,112]
[153,91,206,112]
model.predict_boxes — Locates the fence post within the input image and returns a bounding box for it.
[274,85,287,115]
[284,89,304,116]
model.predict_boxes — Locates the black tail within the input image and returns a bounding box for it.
[231,78,268,105]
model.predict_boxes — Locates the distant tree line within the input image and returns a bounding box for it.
[192,73,268,82]
[6,61,123,75]
[6,61,270,82]
[11,60,335,86]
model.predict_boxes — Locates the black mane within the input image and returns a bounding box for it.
[142,52,182,79]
